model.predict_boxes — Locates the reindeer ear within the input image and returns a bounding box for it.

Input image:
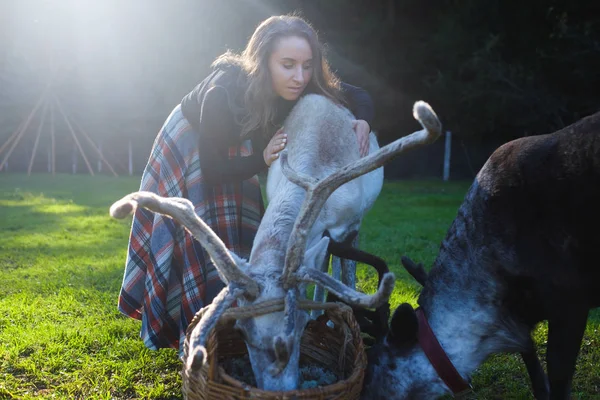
[388,303,418,346]
[303,236,330,270]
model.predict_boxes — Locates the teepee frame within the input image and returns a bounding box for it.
[0,86,119,177]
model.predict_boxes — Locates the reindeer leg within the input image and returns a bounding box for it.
[521,343,549,400]
[546,307,588,400]
[341,233,359,290]
[323,230,352,287]
[326,235,389,283]
[311,251,331,319]
[332,255,342,281]
[323,231,359,289]
[325,236,391,339]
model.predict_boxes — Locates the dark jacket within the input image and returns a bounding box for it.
[180,64,375,185]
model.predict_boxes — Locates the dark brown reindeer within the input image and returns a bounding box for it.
[357,111,600,400]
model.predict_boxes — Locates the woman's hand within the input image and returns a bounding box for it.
[263,128,287,166]
[352,119,371,157]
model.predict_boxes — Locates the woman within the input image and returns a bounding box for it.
[118,14,375,355]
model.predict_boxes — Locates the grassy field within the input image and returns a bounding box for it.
[0,174,598,399]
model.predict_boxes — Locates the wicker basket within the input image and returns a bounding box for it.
[182,302,366,400]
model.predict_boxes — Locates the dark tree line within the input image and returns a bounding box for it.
[1,0,598,178]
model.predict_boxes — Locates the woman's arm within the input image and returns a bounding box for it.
[340,82,375,156]
[340,82,375,129]
[198,86,268,185]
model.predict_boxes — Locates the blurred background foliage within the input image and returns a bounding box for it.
[1,0,598,178]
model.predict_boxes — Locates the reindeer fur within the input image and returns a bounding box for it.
[236,94,385,390]
[110,95,442,392]
[361,111,600,400]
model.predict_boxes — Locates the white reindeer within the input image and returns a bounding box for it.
[110,94,442,391]
[266,95,384,313]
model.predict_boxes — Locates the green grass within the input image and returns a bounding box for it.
[1,174,598,399]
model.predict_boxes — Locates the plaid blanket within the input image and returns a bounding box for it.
[118,104,263,354]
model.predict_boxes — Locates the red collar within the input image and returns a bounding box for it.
[416,307,472,396]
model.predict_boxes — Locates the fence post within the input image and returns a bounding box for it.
[72,142,77,174]
[443,130,452,181]
[98,140,103,173]
[128,140,133,176]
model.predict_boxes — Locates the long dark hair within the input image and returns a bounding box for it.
[212,14,345,138]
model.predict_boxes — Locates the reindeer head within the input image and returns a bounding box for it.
[361,256,466,400]
[110,100,441,392]
[232,237,329,390]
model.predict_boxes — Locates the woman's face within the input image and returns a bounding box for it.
[268,35,313,101]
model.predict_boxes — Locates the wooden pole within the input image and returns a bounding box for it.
[28,99,50,175]
[71,119,119,177]
[0,119,26,156]
[50,101,55,175]
[128,140,133,176]
[0,89,48,171]
[443,131,452,181]
[53,96,95,176]
[97,140,102,173]
[72,142,77,174]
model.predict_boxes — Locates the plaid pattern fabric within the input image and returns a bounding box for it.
[118,104,263,354]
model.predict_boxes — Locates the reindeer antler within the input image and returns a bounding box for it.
[281,100,441,296]
[110,191,259,298]
[269,101,440,371]
[401,255,428,286]
[186,283,246,372]
[110,191,262,369]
